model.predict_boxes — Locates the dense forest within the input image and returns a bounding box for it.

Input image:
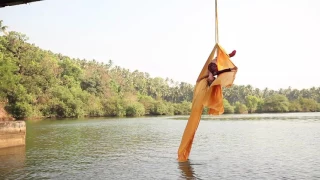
[0,20,319,119]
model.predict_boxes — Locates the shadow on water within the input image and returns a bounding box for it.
[178,160,203,180]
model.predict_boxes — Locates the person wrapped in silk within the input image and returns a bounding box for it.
[197,50,238,86]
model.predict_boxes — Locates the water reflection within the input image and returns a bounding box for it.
[0,146,26,179]
[178,160,200,180]
[1,114,320,179]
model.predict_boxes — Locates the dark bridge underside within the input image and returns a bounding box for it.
[0,0,42,8]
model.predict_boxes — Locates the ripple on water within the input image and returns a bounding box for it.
[1,114,320,179]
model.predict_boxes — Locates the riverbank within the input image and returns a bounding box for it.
[0,103,15,121]
[0,104,25,149]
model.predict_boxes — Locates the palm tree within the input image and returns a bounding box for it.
[0,20,8,35]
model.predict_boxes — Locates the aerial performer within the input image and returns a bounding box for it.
[177,0,238,162]
[197,50,237,85]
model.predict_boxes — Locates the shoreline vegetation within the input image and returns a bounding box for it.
[0,20,319,120]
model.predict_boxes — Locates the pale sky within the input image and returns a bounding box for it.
[1,0,319,90]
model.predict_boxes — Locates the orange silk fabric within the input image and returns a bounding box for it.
[177,43,237,162]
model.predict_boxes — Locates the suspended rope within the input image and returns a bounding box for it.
[215,0,219,43]
[177,0,238,162]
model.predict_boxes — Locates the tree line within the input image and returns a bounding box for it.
[0,20,319,119]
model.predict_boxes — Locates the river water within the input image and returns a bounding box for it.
[1,113,320,180]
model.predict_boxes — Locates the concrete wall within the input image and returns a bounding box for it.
[0,121,26,149]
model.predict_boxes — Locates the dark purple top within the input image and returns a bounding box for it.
[208,62,232,76]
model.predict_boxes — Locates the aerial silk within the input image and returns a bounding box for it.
[177,0,238,162]
[177,44,238,162]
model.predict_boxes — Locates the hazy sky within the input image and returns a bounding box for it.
[1,0,319,90]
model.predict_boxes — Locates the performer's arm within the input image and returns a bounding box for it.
[217,66,238,75]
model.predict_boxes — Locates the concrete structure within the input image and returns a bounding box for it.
[0,121,26,149]
[0,0,42,8]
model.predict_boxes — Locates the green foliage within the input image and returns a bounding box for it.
[59,57,82,81]
[202,107,208,115]
[6,84,34,119]
[165,102,175,115]
[256,99,265,113]
[138,95,155,115]
[126,102,145,117]
[101,96,126,117]
[0,49,20,99]
[288,100,302,112]
[10,101,33,118]
[234,102,248,114]
[173,101,192,115]
[245,95,260,113]
[86,95,104,117]
[298,97,318,112]
[0,20,319,119]
[262,94,289,113]
[151,101,168,115]
[223,99,234,114]
[48,86,86,118]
